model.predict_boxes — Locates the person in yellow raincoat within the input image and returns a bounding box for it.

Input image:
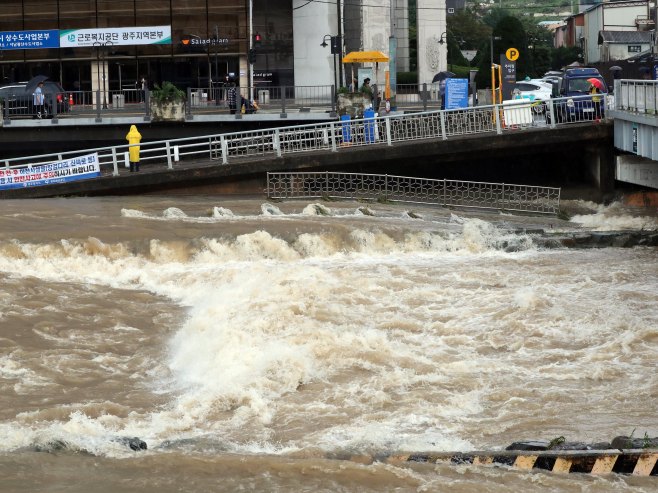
[126,125,142,172]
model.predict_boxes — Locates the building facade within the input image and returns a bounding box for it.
[0,0,447,93]
[0,0,293,92]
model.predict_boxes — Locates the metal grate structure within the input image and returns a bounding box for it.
[266,172,561,215]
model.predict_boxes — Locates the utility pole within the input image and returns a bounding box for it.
[249,0,254,102]
[337,0,343,87]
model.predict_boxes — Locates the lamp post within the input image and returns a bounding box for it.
[93,41,111,109]
[116,62,123,93]
[438,32,448,70]
[490,35,502,104]
[321,34,340,90]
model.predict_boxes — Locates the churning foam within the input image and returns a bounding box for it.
[0,210,603,458]
[569,201,658,231]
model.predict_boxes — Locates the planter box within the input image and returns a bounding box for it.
[150,101,185,122]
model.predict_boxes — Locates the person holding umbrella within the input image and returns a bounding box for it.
[587,77,605,121]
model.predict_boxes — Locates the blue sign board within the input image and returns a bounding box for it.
[445,78,469,109]
[0,153,100,190]
[653,64,658,81]
[0,30,60,50]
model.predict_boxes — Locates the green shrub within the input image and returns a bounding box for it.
[150,81,186,104]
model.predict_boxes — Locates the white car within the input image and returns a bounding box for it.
[511,79,553,113]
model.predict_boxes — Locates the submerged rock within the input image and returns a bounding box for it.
[505,440,549,451]
[611,435,658,450]
[115,436,148,451]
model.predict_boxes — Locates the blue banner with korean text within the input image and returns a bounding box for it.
[0,30,60,50]
[0,153,100,190]
[445,78,469,109]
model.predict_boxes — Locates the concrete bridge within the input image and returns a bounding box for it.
[609,79,658,189]
[0,99,614,200]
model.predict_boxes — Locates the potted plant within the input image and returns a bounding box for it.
[149,81,186,121]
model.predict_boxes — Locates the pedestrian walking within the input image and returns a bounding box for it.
[33,81,45,119]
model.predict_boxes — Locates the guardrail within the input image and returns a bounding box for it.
[266,172,561,214]
[1,79,611,128]
[1,99,605,186]
[614,79,658,115]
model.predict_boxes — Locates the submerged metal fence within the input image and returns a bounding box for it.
[266,172,561,215]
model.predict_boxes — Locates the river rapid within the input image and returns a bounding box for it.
[0,196,656,492]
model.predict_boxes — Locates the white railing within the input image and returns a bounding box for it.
[614,79,658,115]
[2,98,606,178]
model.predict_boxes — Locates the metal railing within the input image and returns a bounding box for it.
[614,79,658,115]
[266,172,561,214]
[2,99,605,185]
[1,79,614,127]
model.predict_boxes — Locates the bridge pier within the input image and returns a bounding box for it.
[584,144,615,196]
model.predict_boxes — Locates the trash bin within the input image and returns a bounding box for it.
[191,91,200,106]
[112,94,125,109]
[364,108,376,143]
[340,114,351,143]
[258,90,270,104]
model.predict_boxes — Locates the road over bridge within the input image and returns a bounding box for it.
[0,103,614,200]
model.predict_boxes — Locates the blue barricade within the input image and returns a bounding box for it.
[341,114,351,143]
[364,108,375,143]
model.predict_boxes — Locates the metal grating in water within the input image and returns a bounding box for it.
[267,172,561,215]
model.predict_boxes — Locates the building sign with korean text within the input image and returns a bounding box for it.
[60,26,171,48]
[0,153,100,190]
[500,54,517,101]
[0,30,59,50]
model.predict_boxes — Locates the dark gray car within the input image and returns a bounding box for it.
[0,81,70,118]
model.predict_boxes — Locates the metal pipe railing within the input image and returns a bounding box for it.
[1,98,609,178]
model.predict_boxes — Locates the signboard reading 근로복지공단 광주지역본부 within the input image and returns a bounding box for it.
[59,26,172,48]
[0,153,101,190]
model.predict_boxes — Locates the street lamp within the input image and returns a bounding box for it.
[437,32,447,45]
[490,35,502,104]
[321,34,341,90]
[490,35,502,68]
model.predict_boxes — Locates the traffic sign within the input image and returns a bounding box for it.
[506,48,519,62]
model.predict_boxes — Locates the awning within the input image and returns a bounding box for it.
[342,51,389,63]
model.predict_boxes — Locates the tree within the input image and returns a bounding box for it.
[474,16,529,88]
[446,32,469,68]
[447,8,491,51]
[552,46,582,70]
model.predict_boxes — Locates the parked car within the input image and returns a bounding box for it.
[548,68,607,123]
[512,78,553,113]
[0,81,70,118]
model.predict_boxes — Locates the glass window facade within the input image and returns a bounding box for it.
[0,0,294,91]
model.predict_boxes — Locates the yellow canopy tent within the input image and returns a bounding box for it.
[341,51,389,64]
[342,51,390,91]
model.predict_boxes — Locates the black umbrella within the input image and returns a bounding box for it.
[431,71,456,83]
[26,75,49,94]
